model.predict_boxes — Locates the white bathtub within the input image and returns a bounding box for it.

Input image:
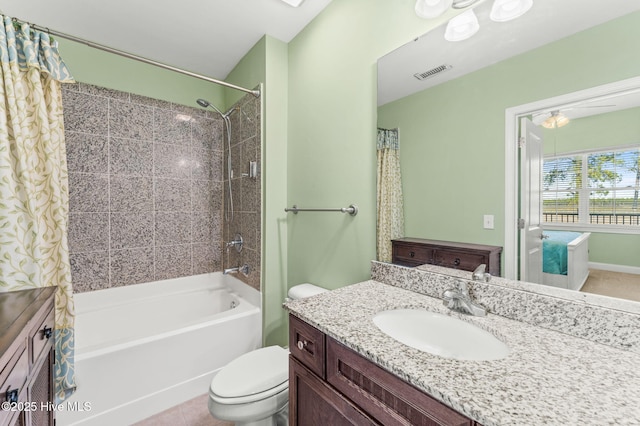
[58,272,262,426]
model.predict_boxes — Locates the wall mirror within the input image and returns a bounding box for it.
[377,0,640,308]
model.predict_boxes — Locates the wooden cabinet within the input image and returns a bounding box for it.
[289,315,478,426]
[290,358,377,425]
[0,287,56,426]
[392,238,502,277]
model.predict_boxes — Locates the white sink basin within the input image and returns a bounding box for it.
[372,309,510,361]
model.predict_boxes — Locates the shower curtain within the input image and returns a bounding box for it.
[0,16,76,402]
[376,128,405,262]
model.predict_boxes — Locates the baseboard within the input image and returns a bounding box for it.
[589,262,640,275]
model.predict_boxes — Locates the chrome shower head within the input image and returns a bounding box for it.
[196,98,211,108]
[196,98,229,119]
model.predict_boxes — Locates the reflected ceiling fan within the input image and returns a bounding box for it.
[532,103,616,128]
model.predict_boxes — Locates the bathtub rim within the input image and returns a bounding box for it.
[73,272,261,357]
[73,272,261,313]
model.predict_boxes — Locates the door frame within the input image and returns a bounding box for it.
[503,76,640,280]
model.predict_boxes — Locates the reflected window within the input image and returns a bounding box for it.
[543,146,640,226]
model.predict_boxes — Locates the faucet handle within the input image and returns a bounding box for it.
[456,279,469,294]
[472,264,492,282]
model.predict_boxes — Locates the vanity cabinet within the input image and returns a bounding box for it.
[289,314,479,426]
[392,238,502,277]
[0,287,57,426]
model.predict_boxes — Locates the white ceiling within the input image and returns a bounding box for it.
[378,0,640,106]
[0,0,332,80]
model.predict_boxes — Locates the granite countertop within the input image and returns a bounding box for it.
[284,280,640,426]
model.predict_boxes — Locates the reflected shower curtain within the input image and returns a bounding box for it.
[376,128,404,262]
[0,16,76,402]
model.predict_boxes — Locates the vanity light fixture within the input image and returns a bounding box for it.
[490,0,533,22]
[444,9,480,42]
[280,0,304,7]
[452,0,484,9]
[541,111,570,129]
[415,0,534,43]
[415,0,453,19]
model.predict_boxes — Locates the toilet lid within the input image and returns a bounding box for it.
[211,346,289,398]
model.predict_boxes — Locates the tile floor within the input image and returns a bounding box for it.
[133,394,231,426]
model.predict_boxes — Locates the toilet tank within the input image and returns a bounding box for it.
[287,283,327,300]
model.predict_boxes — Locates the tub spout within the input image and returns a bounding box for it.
[224,264,250,276]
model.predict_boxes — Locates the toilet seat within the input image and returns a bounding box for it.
[210,380,288,405]
[210,346,289,404]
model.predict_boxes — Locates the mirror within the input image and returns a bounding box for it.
[377,0,640,305]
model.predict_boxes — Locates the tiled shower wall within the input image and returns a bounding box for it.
[223,93,262,291]
[62,82,240,293]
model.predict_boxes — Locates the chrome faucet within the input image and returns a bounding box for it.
[442,279,487,316]
[223,264,250,276]
[471,264,491,282]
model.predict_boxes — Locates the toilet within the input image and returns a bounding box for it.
[208,283,327,426]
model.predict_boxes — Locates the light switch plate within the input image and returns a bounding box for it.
[483,214,494,229]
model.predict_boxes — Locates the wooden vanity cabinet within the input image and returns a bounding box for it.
[0,287,57,426]
[289,314,479,426]
[392,238,502,277]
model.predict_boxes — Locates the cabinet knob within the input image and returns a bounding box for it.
[5,388,18,404]
[410,251,415,258]
[42,326,53,339]
[454,258,461,266]
[297,340,307,350]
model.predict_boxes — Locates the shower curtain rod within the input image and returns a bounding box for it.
[25,21,261,98]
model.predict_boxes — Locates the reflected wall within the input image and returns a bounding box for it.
[377,11,640,269]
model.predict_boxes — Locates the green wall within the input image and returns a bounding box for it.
[261,38,290,346]
[378,11,640,270]
[543,107,640,155]
[285,0,445,292]
[57,38,225,108]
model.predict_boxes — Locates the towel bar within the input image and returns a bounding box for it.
[284,204,358,216]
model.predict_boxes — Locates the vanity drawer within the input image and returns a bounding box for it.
[327,337,472,426]
[289,315,325,378]
[392,238,502,276]
[434,249,487,272]
[392,243,433,266]
[29,307,55,367]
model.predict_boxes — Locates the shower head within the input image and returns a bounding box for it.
[196,98,234,119]
[196,98,225,118]
[196,98,211,108]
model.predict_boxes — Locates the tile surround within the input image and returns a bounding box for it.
[63,82,261,293]
[222,93,262,291]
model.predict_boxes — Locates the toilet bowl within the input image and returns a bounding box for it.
[208,283,327,426]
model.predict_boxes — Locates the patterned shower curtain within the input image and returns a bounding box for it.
[0,16,76,402]
[376,128,405,262]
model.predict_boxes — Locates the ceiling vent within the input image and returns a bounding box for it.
[413,64,452,81]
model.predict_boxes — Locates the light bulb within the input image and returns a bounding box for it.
[490,0,533,22]
[444,9,480,42]
[415,0,454,19]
